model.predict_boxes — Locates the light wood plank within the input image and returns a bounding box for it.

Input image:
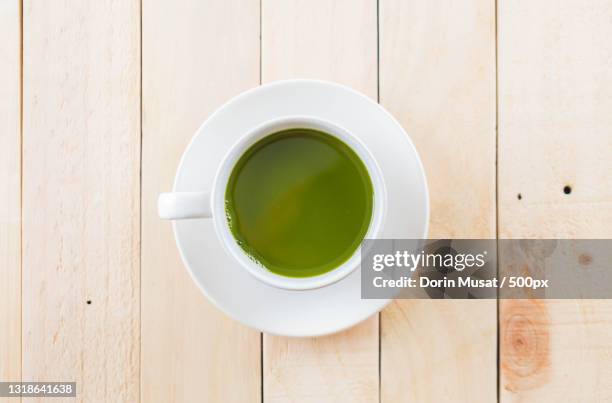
[499,1,612,401]
[0,0,21,399]
[261,0,379,402]
[262,0,377,96]
[141,0,261,402]
[21,0,140,401]
[379,0,497,401]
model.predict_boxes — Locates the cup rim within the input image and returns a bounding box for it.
[210,115,387,290]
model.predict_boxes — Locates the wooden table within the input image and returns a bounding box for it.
[2,0,611,401]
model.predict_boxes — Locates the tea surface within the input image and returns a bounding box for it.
[225,128,373,277]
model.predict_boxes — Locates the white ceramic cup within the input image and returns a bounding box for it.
[158,116,387,290]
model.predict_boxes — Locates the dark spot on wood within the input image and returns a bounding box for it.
[563,185,572,195]
[517,193,522,200]
[578,253,592,266]
[86,300,92,305]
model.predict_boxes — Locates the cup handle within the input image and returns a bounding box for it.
[158,192,211,219]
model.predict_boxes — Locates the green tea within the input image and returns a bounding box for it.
[225,128,373,278]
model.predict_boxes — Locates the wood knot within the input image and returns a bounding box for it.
[578,253,592,266]
[501,300,550,392]
[505,314,541,374]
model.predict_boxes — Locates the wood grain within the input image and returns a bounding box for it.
[21,0,140,401]
[0,0,21,400]
[379,0,497,401]
[141,0,261,402]
[261,0,379,402]
[7,1,612,402]
[499,1,612,401]
[262,0,377,96]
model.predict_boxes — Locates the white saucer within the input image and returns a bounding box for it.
[172,80,429,337]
